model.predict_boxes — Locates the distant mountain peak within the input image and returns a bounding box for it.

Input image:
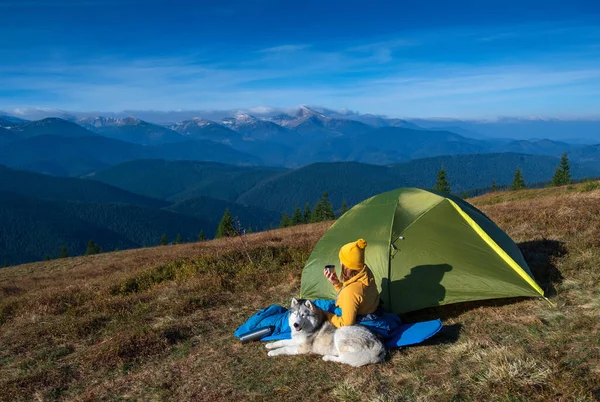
[121,116,141,125]
[188,118,215,127]
[233,112,256,122]
[296,105,325,119]
[9,117,98,139]
[269,106,329,129]
[221,113,265,130]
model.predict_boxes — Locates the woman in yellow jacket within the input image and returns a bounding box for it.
[323,238,381,328]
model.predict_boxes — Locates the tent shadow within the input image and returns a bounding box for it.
[381,263,452,314]
[518,239,566,297]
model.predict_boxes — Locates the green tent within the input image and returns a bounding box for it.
[300,188,544,314]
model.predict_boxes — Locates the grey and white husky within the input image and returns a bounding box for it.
[265,298,386,367]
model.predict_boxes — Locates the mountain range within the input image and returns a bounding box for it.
[3,107,599,141]
[1,107,600,174]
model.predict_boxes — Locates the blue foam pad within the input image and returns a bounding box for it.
[384,319,443,348]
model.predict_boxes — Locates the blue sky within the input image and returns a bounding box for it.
[1,0,600,118]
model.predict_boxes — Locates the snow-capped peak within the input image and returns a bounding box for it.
[78,116,141,127]
[220,112,260,129]
[268,105,329,129]
[233,112,256,123]
[182,118,213,127]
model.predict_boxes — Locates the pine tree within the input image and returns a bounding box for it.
[291,205,303,226]
[552,152,571,187]
[84,240,100,256]
[60,246,68,258]
[246,225,253,234]
[434,165,451,193]
[312,192,335,222]
[311,201,322,223]
[340,200,349,216]
[323,192,335,220]
[491,180,498,192]
[511,167,526,190]
[160,234,167,246]
[216,208,236,238]
[280,212,291,228]
[198,230,205,241]
[461,191,469,199]
[175,233,182,244]
[45,255,50,261]
[303,203,312,224]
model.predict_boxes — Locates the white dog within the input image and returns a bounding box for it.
[265,298,385,367]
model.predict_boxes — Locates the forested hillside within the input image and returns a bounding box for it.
[87,160,284,202]
[0,191,212,266]
[0,165,166,207]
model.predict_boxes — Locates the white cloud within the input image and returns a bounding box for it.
[259,44,311,53]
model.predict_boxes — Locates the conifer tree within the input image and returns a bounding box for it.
[323,192,335,220]
[246,225,253,234]
[45,255,50,261]
[491,180,498,192]
[303,203,312,224]
[280,212,291,228]
[340,200,349,216]
[552,152,571,186]
[291,205,303,226]
[311,201,322,223]
[198,230,205,242]
[84,240,101,256]
[511,167,526,190]
[312,191,335,222]
[160,234,168,246]
[175,233,182,244]
[216,208,236,238]
[434,165,451,193]
[60,246,68,258]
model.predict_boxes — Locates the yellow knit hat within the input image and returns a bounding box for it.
[339,239,367,271]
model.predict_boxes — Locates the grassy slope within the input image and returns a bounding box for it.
[1,184,599,401]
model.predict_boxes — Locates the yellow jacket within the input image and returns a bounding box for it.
[325,266,380,328]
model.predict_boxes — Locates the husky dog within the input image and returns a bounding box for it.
[265,298,385,367]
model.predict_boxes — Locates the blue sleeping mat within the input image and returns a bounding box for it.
[234,299,442,349]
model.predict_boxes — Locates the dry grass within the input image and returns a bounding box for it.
[1,190,600,401]
[471,179,600,206]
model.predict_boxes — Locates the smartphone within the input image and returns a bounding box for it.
[325,265,335,273]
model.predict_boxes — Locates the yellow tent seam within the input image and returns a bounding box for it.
[447,199,545,297]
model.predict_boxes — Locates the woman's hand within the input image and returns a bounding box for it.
[324,268,340,286]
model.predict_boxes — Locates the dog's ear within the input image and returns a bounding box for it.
[291,298,299,307]
[304,300,315,311]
